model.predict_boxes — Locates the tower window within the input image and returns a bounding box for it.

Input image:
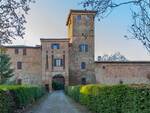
[79,44,88,52]
[46,51,49,69]
[51,44,60,49]
[76,15,81,24]
[85,15,90,25]
[81,62,86,69]
[15,48,19,54]
[54,59,63,67]
[17,61,22,69]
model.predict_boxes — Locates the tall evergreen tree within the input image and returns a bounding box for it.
[0,53,14,84]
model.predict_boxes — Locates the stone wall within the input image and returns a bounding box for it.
[6,46,42,85]
[95,62,150,85]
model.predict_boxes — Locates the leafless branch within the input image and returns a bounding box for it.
[81,0,150,53]
[0,0,34,44]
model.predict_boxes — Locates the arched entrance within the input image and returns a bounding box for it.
[52,74,65,90]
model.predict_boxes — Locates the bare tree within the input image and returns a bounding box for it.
[0,0,34,44]
[98,52,128,61]
[81,0,150,52]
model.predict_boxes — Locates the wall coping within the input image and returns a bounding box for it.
[95,61,150,64]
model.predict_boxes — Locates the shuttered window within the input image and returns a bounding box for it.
[17,62,22,69]
[15,48,19,54]
[54,59,63,67]
[23,48,26,55]
[79,44,88,52]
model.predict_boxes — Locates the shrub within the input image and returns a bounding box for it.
[0,90,14,113]
[65,84,150,113]
[65,85,81,102]
[0,85,46,113]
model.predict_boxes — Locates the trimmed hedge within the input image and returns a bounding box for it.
[65,84,150,113]
[0,85,46,113]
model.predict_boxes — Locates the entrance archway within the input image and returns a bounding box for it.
[52,74,65,90]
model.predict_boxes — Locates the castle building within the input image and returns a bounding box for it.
[4,10,150,88]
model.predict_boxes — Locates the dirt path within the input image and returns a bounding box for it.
[25,91,92,113]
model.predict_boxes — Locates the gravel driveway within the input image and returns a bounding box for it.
[25,91,92,113]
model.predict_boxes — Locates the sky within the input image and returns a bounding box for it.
[11,0,150,61]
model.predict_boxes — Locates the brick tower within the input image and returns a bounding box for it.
[67,10,96,85]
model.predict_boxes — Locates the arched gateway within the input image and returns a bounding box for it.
[52,74,65,90]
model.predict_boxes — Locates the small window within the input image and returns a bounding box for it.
[79,44,88,52]
[23,48,26,55]
[51,44,60,49]
[17,61,22,69]
[46,51,49,69]
[119,80,123,84]
[76,15,81,24]
[77,15,81,20]
[54,59,63,67]
[85,15,90,26]
[81,62,86,69]
[15,48,19,54]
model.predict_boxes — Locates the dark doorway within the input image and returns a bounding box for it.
[52,74,65,90]
[17,79,22,85]
[81,77,86,85]
[45,84,49,92]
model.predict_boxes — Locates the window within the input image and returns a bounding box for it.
[46,51,49,69]
[17,62,22,69]
[54,59,63,67]
[15,48,19,54]
[79,44,88,52]
[76,15,81,24]
[23,48,26,55]
[85,15,90,26]
[81,62,86,69]
[51,44,60,49]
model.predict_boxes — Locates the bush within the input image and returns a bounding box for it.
[0,85,46,113]
[65,84,150,113]
[65,85,81,102]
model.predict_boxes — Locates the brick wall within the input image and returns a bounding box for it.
[95,62,150,84]
[6,46,42,85]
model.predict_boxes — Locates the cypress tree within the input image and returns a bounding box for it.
[0,53,14,84]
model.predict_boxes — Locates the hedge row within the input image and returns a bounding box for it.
[65,84,150,113]
[0,85,46,113]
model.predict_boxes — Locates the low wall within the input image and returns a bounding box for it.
[95,61,150,85]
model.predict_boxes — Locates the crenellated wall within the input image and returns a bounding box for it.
[95,61,150,85]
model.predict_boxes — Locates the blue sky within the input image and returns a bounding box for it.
[12,0,150,60]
